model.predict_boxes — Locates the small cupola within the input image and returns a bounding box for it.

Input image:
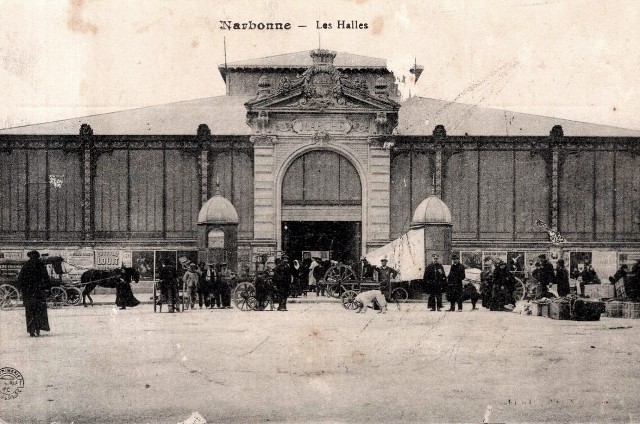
[197,185,239,226]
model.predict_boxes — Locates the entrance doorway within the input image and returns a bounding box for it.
[282,221,361,265]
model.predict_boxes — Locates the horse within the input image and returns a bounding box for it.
[80,267,140,307]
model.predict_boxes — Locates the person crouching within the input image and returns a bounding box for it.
[354,290,387,314]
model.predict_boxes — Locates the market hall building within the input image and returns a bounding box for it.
[1,49,639,280]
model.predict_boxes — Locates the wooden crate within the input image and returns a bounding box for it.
[584,284,615,299]
[531,301,543,316]
[605,300,624,318]
[614,280,627,300]
[540,302,550,318]
[549,300,571,320]
[621,302,640,319]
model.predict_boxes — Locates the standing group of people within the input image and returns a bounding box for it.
[253,255,295,311]
[423,254,479,312]
[157,260,234,312]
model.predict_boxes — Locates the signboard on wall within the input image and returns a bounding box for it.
[0,250,24,260]
[95,250,121,269]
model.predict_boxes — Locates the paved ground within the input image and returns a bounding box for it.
[1,295,639,424]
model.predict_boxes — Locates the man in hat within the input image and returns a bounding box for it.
[182,263,200,310]
[158,259,179,312]
[17,250,51,336]
[218,262,234,309]
[375,257,398,299]
[491,259,516,311]
[533,254,555,299]
[447,254,466,311]
[273,256,292,311]
[572,261,600,297]
[423,254,446,311]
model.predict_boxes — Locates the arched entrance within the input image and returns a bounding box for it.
[280,150,362,264]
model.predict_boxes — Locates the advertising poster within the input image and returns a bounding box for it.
[619,252,640,268]
[131,251,154,281]
[507,251,526,272]
[460,251,482,270]
[591,251,618,283]
[482,251,507,265]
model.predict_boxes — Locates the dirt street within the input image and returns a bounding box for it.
[1,300,639,423]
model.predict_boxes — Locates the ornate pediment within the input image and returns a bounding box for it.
[245,50,399,136]
[246,50,399,111]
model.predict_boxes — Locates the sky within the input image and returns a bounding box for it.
[1,0,639,131]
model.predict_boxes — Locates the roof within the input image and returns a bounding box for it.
[197,192,239,225]
[0,96,253,136]
[411,195,452,227]
[397,96,640,137]
[223,50,387,70]
[2,94,640,137]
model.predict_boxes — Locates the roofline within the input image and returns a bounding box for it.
[217,49,390,81]
[0,95,234,132]
[401,96,640,135]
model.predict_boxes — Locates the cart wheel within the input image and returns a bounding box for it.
[326,282,341,298]
[64,287,82,306]
[246,296,258,311]
[324,264,358,298]
[391,287,408,302]
[47,286,67,309]
[0,284,19,310]
[233,282,256,311]
[513,278,526,302]
[341,290,359,310]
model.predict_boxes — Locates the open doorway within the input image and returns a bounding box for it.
[282,221,361,266]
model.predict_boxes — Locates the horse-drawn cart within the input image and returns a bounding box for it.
[0,256,82,310]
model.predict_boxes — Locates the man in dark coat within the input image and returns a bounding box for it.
[555,259,571,297]
[423,254,446,311]
[480,262,493,309]
[17,250,51,337]
[490,260,515,311]
[273,256,292,311]
[158,260,178,312]
[533,254,555,299]
[218,263,233,309]
[447,254,466,311]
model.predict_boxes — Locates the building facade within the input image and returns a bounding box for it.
[1,49,639,280]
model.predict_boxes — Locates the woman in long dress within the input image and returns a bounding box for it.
[18,250,51,337]
[115,268,140,310]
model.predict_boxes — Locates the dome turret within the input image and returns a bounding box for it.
[197,186,238,225]
[410,194,452,227]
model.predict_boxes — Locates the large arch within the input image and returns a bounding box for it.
[275,144,369,255]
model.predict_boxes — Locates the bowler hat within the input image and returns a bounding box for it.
[27,250,40,259]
